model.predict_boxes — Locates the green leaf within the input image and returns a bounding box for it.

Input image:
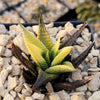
[63,61,75,71]
[50,38,60,60]
[45,64,75,74]
[37,11,53,50]
[19,23,48,52]
[51,46,72,66]
[26,42,48,70]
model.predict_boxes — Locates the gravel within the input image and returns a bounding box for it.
[0,22,99,100]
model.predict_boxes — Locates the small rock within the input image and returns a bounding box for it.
[11,56,21,65]
[23,83,32,92]
[19,75,25,84]
[86,91,92,98]
[71,70,82,81]
[88,68,100,72]
[71,95,79,100]
[47,27,59,37]
[0,46,5,55]
[32,92,45,100]
[50,37,56,44]
[81,72,88,77]
[89,57,97,68]
[0,86,5,97]
[4,93,14,100]
[88,73,100,91]
[82,35,89,42]
[14,84,23,93]
[7,76,18,91]
[46,82,54,93]
[45,22,54,28]
[10,90,16,98]
[18,93,25,100]
[3,58,11,68]
[13,34,29,54]
[22,88,32,96]
[8,30,18,38]
[71,93,86,100]
[3,49,12,57]
[0,57,4,71]
[76,84,87,92]
[88,91,100,100]
[87,53,93,61]
[0,69,9,86]
[76,37,84,44]
[64,22,75,33]
[0,24,7,34]
[12,65,21,76]
[74,45,83,54]
[91,49,99,57]
[57,90,70,100]
[32,25,38,34]
[25,97,33,100]
[0,35,10,46]
[49,93,61,100]
[56,30,67,39]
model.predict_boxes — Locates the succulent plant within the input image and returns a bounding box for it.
[11,12,94,92]
[76,0,100,23]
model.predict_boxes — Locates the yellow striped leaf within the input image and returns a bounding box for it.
[37,12,53,50]
[51,46,72,66]
[45,64,75,74]
[26,42,48,70]
[50,38,60,60]
[19,23,48,52]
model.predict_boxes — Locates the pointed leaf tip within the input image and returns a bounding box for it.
[37,12,53,50]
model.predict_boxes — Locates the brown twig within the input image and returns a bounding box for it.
[11,42,37,77]
[53,77,92,91]
[72,41,95,68]
[60,22,88,48]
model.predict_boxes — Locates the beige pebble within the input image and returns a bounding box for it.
[0,46,5,55]
[7,76,18,91]
[0,35,10,46]
[4,93,14,100]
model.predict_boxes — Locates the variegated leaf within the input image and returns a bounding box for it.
[50,38,60,60]
[19,23,48,52]
[45,64,75,74]
[26,42,48,70]
[51,46,72,66]
[37,11,53,50]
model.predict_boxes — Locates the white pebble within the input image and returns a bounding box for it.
[0,46,5,55]
[11,56,21,65]
[0,24,7,34]
[0,69,9,86]
[13,34,29,54]
[0,35,10,46]
[12,65,21,76]
[18,93,25,100]
[32,92,45,100]
[49,93,61,100]
[76,37,84,44]
[3,49,12,57]
[3,93,14,100]
[91,49,99,56]
[25,97,33,100]
[22,88,32,96]
[71,70,82,81]
[88,91,100,100]
[0,86,5,97]
[10,90,16,98]
[7,76,18,91]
